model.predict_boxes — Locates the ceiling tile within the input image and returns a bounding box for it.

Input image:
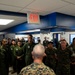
[0,0,35,7]
[0,15,27,20]
[62,0,75,4]
[0,15,27,31]
[25,0,69,14]
[56,4,75,16]
[0,4,22,12]
[19,8,43,15]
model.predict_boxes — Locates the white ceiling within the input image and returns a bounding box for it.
[0,15,27,31]
[0,0,75,31]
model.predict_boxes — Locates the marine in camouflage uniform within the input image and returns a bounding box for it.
[69,37,75,75]
[10,39,17,73]
[23,34,35,66]
[45,41,57,72]
[15,41,25,74]
[56,39,72,75]
[19,44,55,75]
[0,39,9,75]
[43,37,49,48]
[7,38,12,66]
[19,62,55,75]
[11,44,16,64]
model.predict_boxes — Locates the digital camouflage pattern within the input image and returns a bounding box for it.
[56,47,72,75]
[19,63,55,75]
[45,47,57,71]
[69,45,75,75]
[69,45,75,63]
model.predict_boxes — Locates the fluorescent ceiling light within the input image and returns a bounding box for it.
[0,32,7,34]
[0,19,14,25]
[18,29,40,33]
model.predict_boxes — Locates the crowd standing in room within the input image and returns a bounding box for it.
[0,34,75,75]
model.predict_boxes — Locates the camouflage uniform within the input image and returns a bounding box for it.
[0,45,9,75]
[10,45,16,62]
[69,45,75,75]
[45,47,57,72]
[19,63,55,75]
[56,47,72,75]
[43,40,48,48]
[15,45,25,74]
[6,42,12,65]
[10,45,17,72]
[23,42,35,66]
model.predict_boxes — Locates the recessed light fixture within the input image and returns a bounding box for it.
[18,29,40,33]
[0,19,14,25]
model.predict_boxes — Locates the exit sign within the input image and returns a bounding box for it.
[27,13,40,24]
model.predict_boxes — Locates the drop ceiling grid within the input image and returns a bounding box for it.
[62,0,75,5]
[0,4,22,12]
[0,0,35,7]
[22,0,69,14]
[55,4,75,16]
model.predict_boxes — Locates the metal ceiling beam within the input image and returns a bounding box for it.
[0,10,27,17]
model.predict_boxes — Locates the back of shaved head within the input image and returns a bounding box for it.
[32,44,45,56]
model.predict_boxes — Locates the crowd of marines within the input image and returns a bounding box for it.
[0,34,75,75]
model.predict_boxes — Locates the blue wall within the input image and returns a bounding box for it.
[2,12,56,33]
[2,12,75,33]
[50,28,66,32]
[56,13,75,27]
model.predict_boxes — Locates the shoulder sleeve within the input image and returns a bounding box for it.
[23,43,27,49]
[19,67,26,75]
[47,67,56,75]
[23,43,27,53]
[67,47,73,55]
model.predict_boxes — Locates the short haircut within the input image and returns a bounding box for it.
[32,44,45,57]
[28,34,33,38]
[2,39,7,42]
[60,39,66,42]
[73,37,75,42]
[17,40,22,42]
[48,41,53,44]
[12,39,15,41]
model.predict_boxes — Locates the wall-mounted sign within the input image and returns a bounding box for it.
[27,13,40,24]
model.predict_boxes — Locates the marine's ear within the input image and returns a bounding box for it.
[43,53,46,57]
